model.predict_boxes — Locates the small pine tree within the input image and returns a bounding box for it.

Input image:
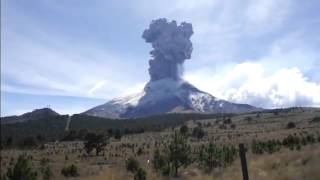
[114,129,122,140]
[6,155,38,180]
[61,164,79,177]
[168,132,191,176]
[153,149,166,173]
[42,166,53,180]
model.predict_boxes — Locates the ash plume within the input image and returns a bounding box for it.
[142,18,193,81]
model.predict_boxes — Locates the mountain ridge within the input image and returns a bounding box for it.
[1,108,60,124]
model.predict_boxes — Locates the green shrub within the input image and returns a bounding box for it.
[42,166,53,180]
[83,132,108,156]
[179,125,189,135]
[192,127,205,139]
[152,132,191,176]
[311,116,320,123]
[168,132,191,176]
[6,155,38,180]
[61,164,79,177]
[134,168,146,180]
[282,135,301,150]
[137,147,144,156]
[126,157,139,173]
[114,129,122,140]
[153,149,166,173]
[286,122,296,129]
[198,143,237,171]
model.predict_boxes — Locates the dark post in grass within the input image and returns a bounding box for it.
[239,143,249,180]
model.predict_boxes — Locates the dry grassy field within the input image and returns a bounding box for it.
[1,107,320,180]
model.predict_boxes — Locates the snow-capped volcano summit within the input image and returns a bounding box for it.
[83,78,260,118]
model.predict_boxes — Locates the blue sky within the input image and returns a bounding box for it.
[1,0,320,116]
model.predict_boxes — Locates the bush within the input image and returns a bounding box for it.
[179,125,189,135]
[114,129,122,140]
[286,122,296,129]
[6,155,38,180]
[252,140,281,154]
[42,166,53,180]
[152,132,191,176]
[282,135,301,150]
[199,143,237,171]
[153,149,166,173]
[244,116,253,122]
[219,124,227,129]
[223,118,232,124]
[126,157,139,173]
[61,164,79,177]
[192,127,205,139]
[134,168,146,180]
[84,132,108,156]
[311,116,320,123]
[168,132,191,176]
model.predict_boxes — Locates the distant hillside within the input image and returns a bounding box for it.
[1,108,59,124]
[1,115,69,146]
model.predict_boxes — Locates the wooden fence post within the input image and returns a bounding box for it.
[239,143,249,180]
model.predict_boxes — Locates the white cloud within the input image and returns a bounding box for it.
[186,62,320,108]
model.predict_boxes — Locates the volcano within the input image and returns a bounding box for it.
[83,18,260,118]
[83,78,260,118]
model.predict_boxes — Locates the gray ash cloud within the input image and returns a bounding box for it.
[142,18,193,81]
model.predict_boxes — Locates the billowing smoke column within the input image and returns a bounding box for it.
[142,18,193,81]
